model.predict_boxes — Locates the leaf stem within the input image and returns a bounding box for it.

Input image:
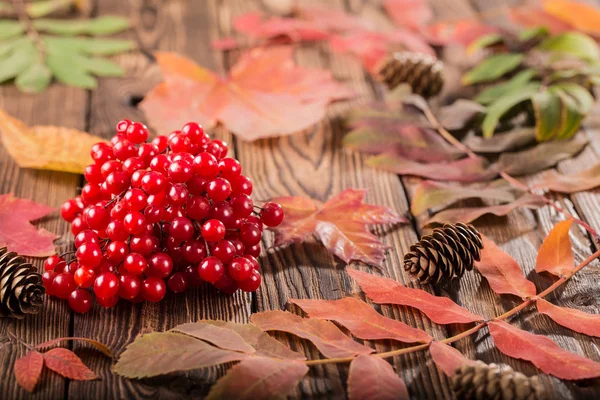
[11,0,46,57]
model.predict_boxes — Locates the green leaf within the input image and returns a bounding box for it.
[538,32,600,61]
[475,69,537,105]
[467,33,503,54]
[548,86,584,140]
[46,50,97,89]
[73,55,125,77]
[0,37,30,58]
[27,0,72,18]
[44,36,135,55]
[519,26,549,42]
[34,16,130,37]
[481,82,540,138]
[462,53,524,85]
[532,90,562,141]
[552,82,594,114]
[0,20,25,40]
[15,62,52,93]
[0,42,37,83]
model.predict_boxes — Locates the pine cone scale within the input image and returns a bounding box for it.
[376,52,444,98]
[0,247,45,319]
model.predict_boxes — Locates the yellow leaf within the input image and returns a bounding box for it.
[0,109,106,174]
[543,0,600,35]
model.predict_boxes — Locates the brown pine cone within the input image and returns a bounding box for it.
[452,361,545,400]
[375,52,444,98]
[0,247,45,319]
[403,223,483,284]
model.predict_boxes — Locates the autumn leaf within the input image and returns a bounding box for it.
[140,47,352,141]
[474,236,537,299]
[535,220,574,277]
[422,19,498,46]
[206,357,308,400]
[0,193,58,257]
[0,108,107,174]
[542,0,600,35]
[437,100,486,131]
[230,11,330,44]
[463,128,536,154]
[348,269,483,324]
[42,348,97,380]
[537,299,600,338]
[290,297,431,343]
[488,320,600,380]
[270,189,406,267]
[532,164,600,193]
[14,351,44,392]
[35,337,114,358]
[250,310,373,358]
[347,355,409,400]
[509,6,571,34]
[429,342,477,376]
[172,322,256,354]
[383,0,432,30]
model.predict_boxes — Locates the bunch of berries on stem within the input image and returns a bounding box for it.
[43,120,284,313]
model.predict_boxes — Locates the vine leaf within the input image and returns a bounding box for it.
[348,354,409,400]
[429,342,477,376]
[536,299,600,338]
[42,348,97,380]
[488,320,600,380]
[141,48,352,141]
[290,297,431,343]
[250,310,374,358]
[269,189,406,267]
[172,322,256,354]
[473,236,537,299]
[14,351,44,392]
[206,357,308,400]
[535,220,574,277]
[348,269,483,324]
[532,164,600,193]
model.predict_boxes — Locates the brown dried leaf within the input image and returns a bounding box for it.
[532,164,600,193]
[172,322,256,354]
[463,128,536,153]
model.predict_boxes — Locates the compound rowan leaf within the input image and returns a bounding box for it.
[206,357,308,400]
[542,0,600,35]
[290,297,431,343]
[0,193,58,257]
[141,48,352,141]
[348,269,483,324]
[172,322,256,354]
[535,220,574,277]
[532,164,600,193]
[429,342,477,376]
[537,299,600,338]
[474,236,537,299]
[42,348,97,380]
[489,320,600,380]
[462,54,524,85]
[348,355,409,400]
[0,108,107,174]
[14,351,44,392]
[250,310,374,358]
[270,189,406,267]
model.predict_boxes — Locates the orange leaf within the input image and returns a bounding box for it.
[489,320,600,380]
[250,310,374,358]
[542,0,600,35]
[348,269,483,324]
[14,351,44,392]
[141,47,352,141]
[290,297,431,343]
[509,6,571,34]
[537,299,600,338]
[348,355,409,400]
[422,19,498,46]
[42,348,97,380]
[535,220,574,277]
[429,342,477,376]
[0,193,58,257]
[474,236,537,299]
[270,189,406,267]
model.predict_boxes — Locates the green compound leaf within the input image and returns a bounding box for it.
[475,69,537,105]
[0,20,25,40]
[532,89,562,142]
[538,32,600,61]
[15,62,52,93]
[462,53,524,85]
[0,41,38,84]
[44,36,135,55]
[481,82,540,138]
[34,16,130,36]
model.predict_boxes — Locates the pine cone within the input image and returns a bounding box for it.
[375,52,444,98]
[452,361,545,400]
[0,247,45,319]
[403,223,483,284]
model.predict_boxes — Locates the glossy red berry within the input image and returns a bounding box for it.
[52,273,77,299]
[106,220,129,241]
[207,178,232,202]
[96,294,119,308]
[118,274,141,300]
[181,240,207,263]
[230,175,253,195]
[170,217,195,241]
[74,266,96,288]
[94,272,120,298]
[168,159,193,183]
[123,189,147,211]
[213,273,238,294]
[123,211,146,235]
[42,271,58,295]
[124,253,147,275]
[186,195,210,220]
[44,255,64,272]
[193,152,219,179]
[218,158,242,180]
[84,164,103,185]
[237,270,262,292]
[60,199,82,222]
[130,235,158,256]
[106,241,129,262]
[239,222,262,246]
[142,277,166,302]
[69,289,93,313]
[228,257,254,282]
[201,219,226,242]
[230,194,253,218]
[76,243,103,268]
[126,122,149,144]
[116,119,132,135]
[260,202,284,227]
[84,205,109,230]
[152,135,168,152]
[198,256,224,283]
[167,272,189,293]
[147,253,174,278]
[212,240,236,264]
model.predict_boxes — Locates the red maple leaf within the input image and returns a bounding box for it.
[0,193,57,257]
[141,47,352,141]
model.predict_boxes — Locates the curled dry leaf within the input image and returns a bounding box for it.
[250,310,374,358]
[34,337,114,358]
[270,189,406,267]
[463,128,536,154]
[0,109,107,174]
[474,236,537,299]
[348,354,409,400]
[141,47,352,141]
[532,164,600,193]
[489,320,600,380]
[537,298,600,338]
[348,269,483,324]
[290,297,431,343]
[535,220,574,277]
[172,323,256,354]
[429,342,478,376]
[14,351,44,392]
[42,348,97,380]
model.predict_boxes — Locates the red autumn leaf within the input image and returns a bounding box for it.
[508,6,571,34]
[383,0,433,31]
[232,11,330,43]
[250,310,374,358]
[290,297,431,343]
[0,193,58,257]
[542,0,600,35]
[206,356,308,400]
[535,220,574,277]
[422,19,499,46]
[141,47,352,141]
[42,348,97,380]
[488,320,600,380]
[347,355,409,400]
[172,322,256,354]
[474,236,537,299]
[537,299,600,338]
[532,164,600,193]
[35,337,114,358]
[14,351,44,392]
[270,189,406,267]
[425,193,545,225]
[348,269,483,325]
[429,342,477,376]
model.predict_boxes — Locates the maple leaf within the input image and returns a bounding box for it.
[269,189,406,267]
[535,220,574,277]
[42,348,97,380]
[532,164,600,193]
[0,193,58,257]
[536,299,600,338]
[14,351,44,392]
[348,355,409,400]
[0,109,107,174]
[429,342,478,377]
[140,47,352,141]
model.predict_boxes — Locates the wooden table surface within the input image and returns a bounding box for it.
[1,0,600,399]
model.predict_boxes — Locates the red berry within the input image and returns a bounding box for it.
[81,184,102,205]
[52,273,77,299]
[229,238,245,256]
[68,289,93,313]
[106,220,129,241]
[110,201,127,220]
[144,205,163,223]
[126,122,149,144]
[94,272,120,298]
[138,143,159,164]
[186,196,210,220]
[84,164,103,185]
[187,175,207,195]
[44,255,64,272]
[201,219,226,242]
[76,243,103,268]
[210,202,235,227]
[116,119,132,134]
[260,202,284,227]
[213,273,238,294]
[123,211,146,235]
[244,244,262,257]
[74,266,96,288]
[106,241,129,262]
[168,159,193,183]
[147,252,174,278]
[42,271,58,295]
[212,240,236,264]
[91,146,115,165]
[167,183,189,205]
[230,175,253,195]
[61,199,82,222]
[105,171,130,194]
[167,272,189,293]
[124,253,147,275]
[181,239,207,263]
[218,158,241,180]
[170,217,195,241]
[168,133,191,153]
[96,294,119,308]
[142,277,166,302]
[71,216,86,236]
[207,178,232,202]
[239,222,262,246]
[237,270,262,292]
[118,273,141,300]
[130,170,146,188]
[130,235,158,256]
[123,189,147,211]
[149,154,170,174]
[198,256,224,283]
[184,264,204,286]
[193,152,219,179]
[84,205,109,230]
[75,230,99,248]
[152,135,168,152]
[230,194,253,218]
[228,257,254,281]
[182,122,207,144]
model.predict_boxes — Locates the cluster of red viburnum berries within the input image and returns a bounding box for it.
[42,120,284,314]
